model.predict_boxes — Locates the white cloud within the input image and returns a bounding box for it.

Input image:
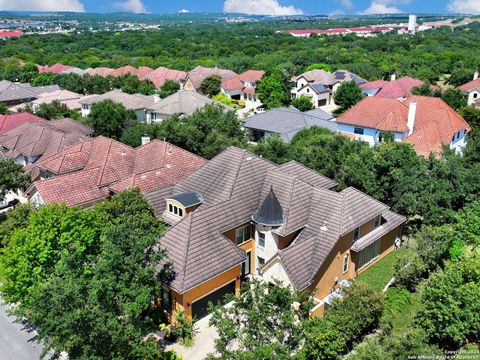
[223,0,303,16]
[448,0,480,14]
[0,0,84,12]
[340,0,353,9]
[358,0,402,15]
[179,9,190,14]
[114,0,147,13]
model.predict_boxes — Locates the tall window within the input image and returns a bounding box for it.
[168,203,183,218]
[343,254,349,274]
[352,227,360,242]
[235,225,251,245]
[357,239,381,269]
[257,256,265,270]
[258,232,266,248]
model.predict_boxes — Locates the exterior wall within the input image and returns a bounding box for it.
[277,231,298,250]
[183,78,196,91]
[295,85,330,108]
[223,222,255,274]
[467,89,480,106]
[81,104,91,117]
[450,128,468,154]
[337,123,404,146]
[255,224,280,272]
[261,260,293,287]
[14,154,38,166]
[134,109,146,122]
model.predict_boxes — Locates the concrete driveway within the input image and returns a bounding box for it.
[0,299,45,360]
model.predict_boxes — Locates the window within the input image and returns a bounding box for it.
[178,208,183,217]
[168,203,184,218]
[168,204,173,213]
[151,112,157,121]
[241,251,252,276]
[161,288,172,313]
[357,239,381,269]
[352,227,360,242]
[374,215,382,228]
[235,225,251,245]
[452,134,456,142]
[456,131,460,140]
[354,127,364,135]
[257,256,265,269]
[258,232,266,248]
[343,254,349,274]
[474,93,478,99]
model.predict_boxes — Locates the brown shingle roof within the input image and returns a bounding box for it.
[186,66,237,90]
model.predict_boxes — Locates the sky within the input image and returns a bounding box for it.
[0,0,479,16]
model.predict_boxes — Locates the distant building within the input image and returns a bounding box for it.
[458,71,480,107]
[183,66,237,93]
[408,15,417,34]
[0,80,60,106]
[360,76,438,100]
[221,70,265,102]
[0,30,22,40]
[144,67,188,88]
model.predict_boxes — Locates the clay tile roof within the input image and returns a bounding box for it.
[29,137,205,207]
[337,96,409,132]
[136,66,155,80]
[186,66,237,90]
[238,70,265,83]
[292,69,335,85]
[458,78,480,92]
[0,30,22,38]
[80,89,155,110]
[87,67,115,77]
[145,67,188,88]
[38,63,73,74]
[361,76,438,99]
[0,113,46,135]
[109,65,140,77]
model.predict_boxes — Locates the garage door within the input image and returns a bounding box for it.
[191,281,236,320]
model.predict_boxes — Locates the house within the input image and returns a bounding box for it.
[145,67,188,88]
[360,75,438,99]
[86,67,115,77]
[145,91,225,123]
[109,65,154,79]
[291,70,366,108]
[38,63,73,74]
[0,112,46,135]
[183,66,237,93]
[336,95,471,157]
[0,118,92,167]
[0,31,23,40]
[9,89,84,113]
[27,137,206,208]
[0,80,60,106]
[79,89,158,121]
[243,107,336,142]
[458,71,480,107]
[221,70,265,102]
[145,147,405,321]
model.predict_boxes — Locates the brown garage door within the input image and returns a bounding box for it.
[191,281,236,321]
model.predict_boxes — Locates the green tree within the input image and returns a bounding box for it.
[0,159,30,201]
[304,63,333,72]
[35,100,80,120]
[333,81,365,114]
[460,106,480,134]
[31,73,55,86]
[303,320,346,360]
[291,95,314,112]
[200,75,222,96]
[252,134,290,164]
[0,103,8,115]
[0,204,31,247]
[87,99,136,139]
[120,122,163,147]
[159,80,180,98]
[256,72,292,109]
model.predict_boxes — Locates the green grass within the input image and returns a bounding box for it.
[383,288,422,336]
[357,247,411,292]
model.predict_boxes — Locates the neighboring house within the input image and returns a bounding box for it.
[221,70,265,102]
[9,90,84,113]
[79,89,158,121]
[0,80,60,106]
[0,118,92,167]
[0,113,46,135]
[458,71,480,107]
[183,66,237,93]
[145,67,188,88]
[145,147,405,321]
[86,67,115,77]
[360,75,438,99]
[109,65,154,79]
[243,107,336,142]
[0,31,23,40]
[38,63,73,74]
[336,95,471,156]
[27,136,206,208]
[291,69,366,108]
[145,90,224,123]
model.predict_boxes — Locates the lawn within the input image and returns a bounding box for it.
[357,247,411,292]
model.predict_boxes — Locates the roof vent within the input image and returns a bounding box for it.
[246,156,253,161]
[120,152,127,156]
[252,186,283,227]
[320,221,328,231]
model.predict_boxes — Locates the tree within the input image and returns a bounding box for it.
[460,106,480,134]
[35,100,80,120]
[415,253,480,349]
[256,72,292,109]
[31,73,55,86]
[120,122,163,147]
[304,63,333,72]
[159,80,180,98]
[0,103,8,115]
[86,99,136,139]
[208,279,308,359]
[333,80,365,114]
[200,75,222,96]
[291,95,314,112]
[0,204,31,247]
[0,158,29,201]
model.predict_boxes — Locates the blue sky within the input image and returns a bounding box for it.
[1,0,479,15]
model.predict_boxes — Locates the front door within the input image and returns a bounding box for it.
[241,251,251,277]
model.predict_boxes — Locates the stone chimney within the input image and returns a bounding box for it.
[474,71,479,81]
[390,74,396,81]
[141,135,151,145]
[407,100,417,136]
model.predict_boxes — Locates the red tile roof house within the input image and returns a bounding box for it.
[145,67,188,88]
[336,95,471,157]
[0,112,46,135]
[38,63,74,74]
[220,70,265,102]
[360,75,438,99]
[458,71,480,107]
[183,66,238,94]
[0,31,23,39]
[26,136,206,208]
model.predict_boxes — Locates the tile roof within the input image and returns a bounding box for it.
[243,107,336,142]
[38,63,73,74]
[29,137,205,207]
[293,69,336,85]
[80,89,156,110]
[360,76,437,98]
[458,78,480,92]
[0,31,22,38]
[0,119,90,160]
[145,67,188,88]
[86,67,115,77]
[147,90,224,116]
[186,66,237,90]
[145,147,403,293]
[221,70,265,91]
[0,80,60,103]
[0,113,46,135]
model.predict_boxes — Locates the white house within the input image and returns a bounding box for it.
[458,71,480,107]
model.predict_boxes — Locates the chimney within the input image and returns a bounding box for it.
[153,94,160,103]
[407,100,417,136]
[141,135,150,145]
[474,71,479,81]
[390,74,396,81]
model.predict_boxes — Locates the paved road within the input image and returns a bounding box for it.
[0,299,44,360]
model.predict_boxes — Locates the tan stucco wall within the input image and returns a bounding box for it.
[183,78,196,91]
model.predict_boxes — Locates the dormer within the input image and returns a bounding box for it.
[165,192,204,219]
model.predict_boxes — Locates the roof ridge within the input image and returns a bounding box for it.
[97,139,114,186]
[179,214,194,292]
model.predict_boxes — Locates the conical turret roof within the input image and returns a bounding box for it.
[252,186,283,226]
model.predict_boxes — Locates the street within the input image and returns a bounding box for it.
[0,298,44,360]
